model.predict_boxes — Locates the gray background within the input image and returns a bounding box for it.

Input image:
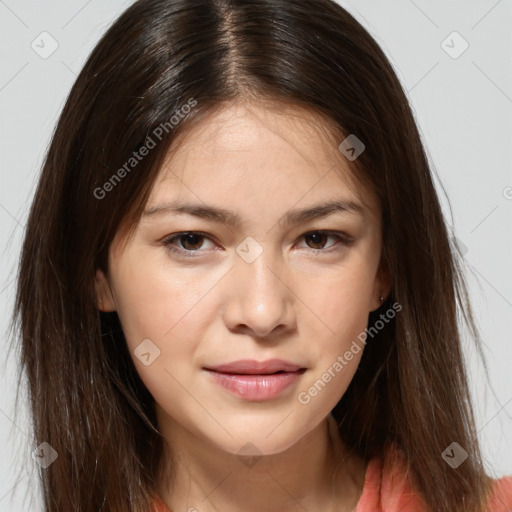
[1,0,511,509]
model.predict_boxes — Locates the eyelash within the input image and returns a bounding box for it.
[161,230,354,257]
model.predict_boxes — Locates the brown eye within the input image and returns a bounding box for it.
[298,231,353,253]
[162,232,216,256]
[304,232,329,249]
[176,233,205,251]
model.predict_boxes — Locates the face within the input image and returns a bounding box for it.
[95,99,390,457]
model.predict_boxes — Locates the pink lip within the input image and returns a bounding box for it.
[204,359,306,401]
[206,359,303,374]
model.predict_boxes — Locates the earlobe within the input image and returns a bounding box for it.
[370,259,393,312]
[94,268,117,312]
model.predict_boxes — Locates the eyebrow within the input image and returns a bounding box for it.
[142,199,366,227]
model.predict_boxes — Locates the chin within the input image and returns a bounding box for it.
[202,416,314,459]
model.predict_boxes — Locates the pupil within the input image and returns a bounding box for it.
[183,233,201,250]
[308,232,325,249]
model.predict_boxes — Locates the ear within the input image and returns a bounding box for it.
[94,268,117,312]
[370,257,393,312]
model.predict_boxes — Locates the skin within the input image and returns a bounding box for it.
[95,98,391,512]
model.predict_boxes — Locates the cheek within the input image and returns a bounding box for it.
[109,252,225,395]
[110,252,214,350]
[296,265,374,406]
[304,264,375,341]
[109,259,207,407]
[296,277,369,413]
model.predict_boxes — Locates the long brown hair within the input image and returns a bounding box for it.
[9,0,496,510]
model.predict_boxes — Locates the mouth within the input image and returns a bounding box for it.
[204,359,306,375]
[203,359,307,401]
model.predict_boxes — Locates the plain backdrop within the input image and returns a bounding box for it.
[0,1,511,510]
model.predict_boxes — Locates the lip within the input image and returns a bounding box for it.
[205,359,303,375]
[204,359,306,401]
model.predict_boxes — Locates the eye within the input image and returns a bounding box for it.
[162,232,215,256]
[297,231,353,253]
[161,230,353,258]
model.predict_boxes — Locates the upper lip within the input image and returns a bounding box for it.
[204,359,304,375]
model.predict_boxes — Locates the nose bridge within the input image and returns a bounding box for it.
[224,238,294,337]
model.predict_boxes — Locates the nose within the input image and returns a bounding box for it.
[222,247,296,339]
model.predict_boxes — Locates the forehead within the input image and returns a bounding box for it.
[163,100,345,171]
[148,99,377,214]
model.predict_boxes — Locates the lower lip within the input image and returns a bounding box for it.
[206,370,304,401]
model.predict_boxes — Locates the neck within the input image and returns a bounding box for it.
[156,413,366,512]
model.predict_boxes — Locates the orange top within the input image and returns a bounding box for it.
[151,444,512,512]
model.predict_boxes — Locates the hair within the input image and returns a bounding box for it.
[8,0,497,511]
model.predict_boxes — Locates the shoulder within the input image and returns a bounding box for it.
[356,442,429,512]
[378,442,430,512]
[151,471,512,512]
[484,474,512,511]
[151,495,171,512]
[356,443,512,512]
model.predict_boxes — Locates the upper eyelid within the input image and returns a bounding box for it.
[162,231,217,246]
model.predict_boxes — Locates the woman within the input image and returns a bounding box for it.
[11,0,512,511]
